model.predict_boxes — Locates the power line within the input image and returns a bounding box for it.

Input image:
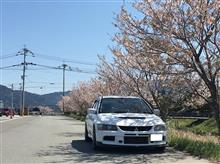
[25,68,52,70]
[0,64,22,69]
[26,81,55,84]
[64,60,97,66]
[68,68,97,74]
[1,62,97,74]
[33,63,60,70]
[34,63,97,74]
[24,80,72,85]
[0,68,49,71]
[35,53,97,66]
[0,53,17,60]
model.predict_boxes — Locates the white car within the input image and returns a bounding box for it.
[85,96,167,150]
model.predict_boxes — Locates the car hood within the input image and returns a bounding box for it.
[97,113,164,126]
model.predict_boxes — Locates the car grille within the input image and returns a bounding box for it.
[119,126,152,131]
[124,136,149,144]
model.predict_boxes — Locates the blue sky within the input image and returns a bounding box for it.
[0,0,131,94]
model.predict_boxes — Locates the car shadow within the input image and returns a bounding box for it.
[70,140,186,163]
[72,140,162,154]
[71,140,185,164]
[35,138,186,164]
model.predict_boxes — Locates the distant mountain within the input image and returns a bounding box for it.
[0,85,70,110]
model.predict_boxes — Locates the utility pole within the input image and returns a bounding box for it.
[59,64,68,113]
[17,46,34,116]
[19,83,22,114]
[11,84,14,109]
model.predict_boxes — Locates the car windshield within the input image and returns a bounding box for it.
[99,98,153,114]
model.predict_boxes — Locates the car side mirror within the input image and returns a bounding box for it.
[87,108,97,114]
[154,108,160,116]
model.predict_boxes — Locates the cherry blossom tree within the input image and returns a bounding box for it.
[110,0,220,134]
[98,49,196,120]
[59,0,220,133]
[58,78,111,116]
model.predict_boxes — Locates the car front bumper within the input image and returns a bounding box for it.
[95,130,167,147]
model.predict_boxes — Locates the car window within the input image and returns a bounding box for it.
[92,101,97,108]
[92,100,99,110]
[99,98,153,114]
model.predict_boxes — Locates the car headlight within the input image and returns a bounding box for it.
[97,124,118,131]
[154,125,166,131]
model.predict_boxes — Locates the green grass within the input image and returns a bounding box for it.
[168,129,220,161]
[168,118,220,161]
[167,118,218,136]
[190,119,218,135]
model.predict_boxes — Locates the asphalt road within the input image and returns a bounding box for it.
[0,116,216,164]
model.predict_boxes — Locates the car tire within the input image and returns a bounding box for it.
[85,123,90,142]
[92,125,100,150]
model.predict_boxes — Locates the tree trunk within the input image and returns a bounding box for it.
[213,101,220,136]
[212,102,220,136]
[210,89,220,136]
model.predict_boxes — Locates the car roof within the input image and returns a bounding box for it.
[101,96,141,99]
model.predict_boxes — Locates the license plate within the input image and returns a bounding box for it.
[150,134,163,141]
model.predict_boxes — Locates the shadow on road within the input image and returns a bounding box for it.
[57,132,84,138]
[72,140,162,154]
[70,140,186,163]
[54,116,85,126]
[36,139,186,164]
[54,117,77,121]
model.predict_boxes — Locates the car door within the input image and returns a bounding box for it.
[87,100,99,136]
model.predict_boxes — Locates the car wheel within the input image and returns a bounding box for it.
[92,125,100,150]
[85,123,90,142]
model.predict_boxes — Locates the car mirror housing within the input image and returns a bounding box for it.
[154,108,160,116]
[87,108,97,114]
